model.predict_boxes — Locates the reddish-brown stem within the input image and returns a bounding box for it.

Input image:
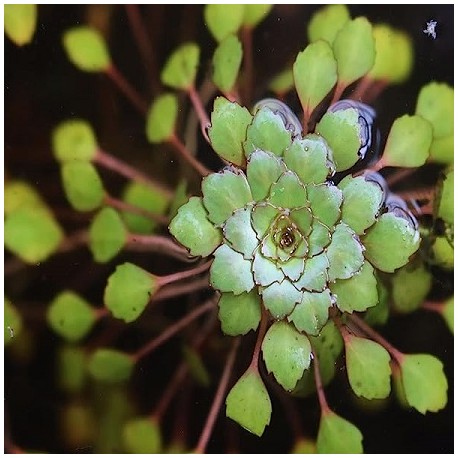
[169,134,212,176]
[350,75,373,102]
[422,300,445,313]
[152,277,210,302]
[194,336,241,454]
[364,79,388,104]
[312,349,330,415]
[133,297,216,362]
[302,109,311,134]
[94,307,110,320]
[126,233,194,261]
[249,307,269,370]
[188,85,211,143]
[95,148,172,198]
[157,259,212,287]
[348,314,404,364]
[396,187,435,202]
[330,81,346,106]
[58,230,88,253]
[386,167,417,187]
[241,26,254,105]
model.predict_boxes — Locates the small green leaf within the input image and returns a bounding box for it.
[243,5,272,28]
[202,169,252,226]
[4,4,37,46]
[429,135,454,164]
[145,93,178,143]
[210,245,254,295]
[317,411,363,454]
[61,161,105,212]
[415,82,453,139]
[307,183,343,227]
[121,181,170,234]
[212,34,243,93]
[293,41,337,119]
[383,115,433,167]
[363,279,389,326]
[288,290,332,336]
[308,220,332,257]
[88,348,134,383]
[331,261,378,313]
[208,97,253,165]
[168,180,188,220]
[47,291,97,342]
[4,180,47,215]
[262,321,311,391]
[294,252,329,292]
[307,4,350,45]
[52,119,97,162]
[431,236,454,270]
[5,207,64,264]
[333,17,375,86]
[268,171,307,209]
[441,297,453,333]
[244,107,292,157]
[400,353,448,414]
[160,42,199,90]
[269,68,294,96]
[89,207,127,263]
[123,417,162,454]
[63,26,111,72]
[436,169,453,225]
[261,280,303,319]
[58,345,87,393]
[204,4,245,42]
[391,263,432,314]
[104,262,158,323]
[226,368,272,437]
[169,197,222,257]
[326,223,364,281]
[316,107,361,172]
[183,346,211,387]
[338,175,384,234]
[363,212,420,273]
[345,335,391,400]
[223,206,258,259]
[4,298,23,346]
[252,249,283,286]
[218,291,261,336]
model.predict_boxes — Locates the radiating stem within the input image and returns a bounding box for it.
[350,75,373,102]
[169,134,212,176]
[153,277,210,302]
[330,81,345,106]
[58,230,88,253]
[312,349,330,415]
[241,26,254,104]
[386,167,416,187]
[422,300,445,313]
[157,259,212,287]
[126,233,194,261]
[188,85,211,143]
[249,307,269,370]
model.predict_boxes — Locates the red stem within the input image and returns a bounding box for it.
[312,349,330,415]
[152,277,210,302]
[157,260,212,288]
[350,75,373,102]
[126,233,194,261]
[188,85,211,144]
[241,26,254,105]
[58,230,88,253]
[386,168,416,187]
[249,308,269,370]
[330,81,346,106]
[422,301,445,313]
[169,134,212,176]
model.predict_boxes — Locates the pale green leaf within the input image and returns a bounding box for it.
[212,34,242,93]
[4,4,37,46]
[145,93,178,143]
[160,42,199,90]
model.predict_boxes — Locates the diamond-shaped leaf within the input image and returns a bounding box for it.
[281,256,305,282]
[57,345,87,394]
[202,169,252,226]
[251,203,278,239]
[104,262,158,323]
[88,348,134,383]
[160,42,199,90]
[4,4,37,46]
[364,279,390,326]
[145,93,178,143]
[243,5,272,28]
[345,335,391,400]
[4,180,47,215]
[262,321,312,391]
[252,249,283,287]
[294,252,329,292]
[223,206,259,259]
[269,68,294,96]
[4,298,23,347]
[169,196,222,257]
[212,34,243,93]
[308,219,332,256]
[268,171,307,209]
[429,135,454,164]
[204,4,245,42]
[226,368,272,437]
[183,346,210,387]
[123,418,162,454]
[218,291,261,336]
[307,4,350,45]
[208,97,253,166]
[307,183,343,228]
[261,280,302,319]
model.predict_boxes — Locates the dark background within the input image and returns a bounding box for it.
[5,5,453,453]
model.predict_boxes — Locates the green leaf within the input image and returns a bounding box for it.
[61,161,105,212]
[338,175,384,234]
[121,181,170,234]
[308,220,332,257]
[243,5,272,28]
[345,335,391,400]
[364,278,389,326]
[269,68,294,96]
[333,17,375,86]
[47,291,97,342]
[429,135,454,164]
[431,236,454,270]
[252,249,283,286]
[104,262,158,323]
[5,207,64,264]
[4,180,47,215]
[284,135,334,185]
[123,418,162,454]
[218,291,261,336]
[168,180,188,220]
[4,298,23,346]
[208,97,253,165]
[57,345,87,393]
[212,34,243,93]
[88,348,134,383]
[441,297,453,333]
[145,93,178,143]
[291,437,317,454]
[391,263,432,314]
[183,346,211,387]
[383,115,433,167]
[169,196,222,257]
[160,42,199,90]
[4,4,37,46]
[223,206,259,259]
[415,82,453,139]
[62,26,111,72]
[204,4,245,42]
[363,212,420,273]
[288,290,332,336]
[317,411,363,454]
[400,353,448,414]
[331,261,378,313]
[316,107,361,172]
[210,244,254,295]
[327,223,364,281]
[293,41,337,119]
[226,368,272,437]
[52,119,97,162]
[202,169,252,226]
[262,321,311,391]
[294,252,329,292]
[436,169,453,225]
[89,207,127,263]
[261,280,303,319]
[307,183,343,227]
[244,107,292,157]
[307,4,350,45]
[268,171,307,209]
